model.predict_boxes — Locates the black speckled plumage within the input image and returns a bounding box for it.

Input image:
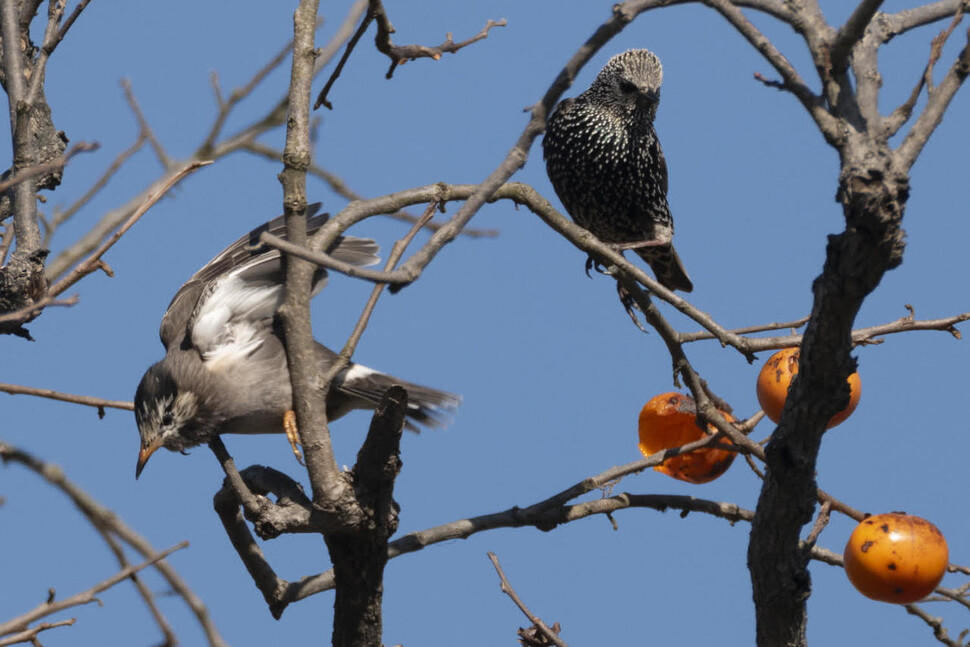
[543,49,692,292]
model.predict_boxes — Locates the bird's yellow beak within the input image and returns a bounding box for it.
[135,437,163,479]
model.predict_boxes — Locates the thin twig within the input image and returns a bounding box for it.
[804,501,832,546]
[904,604,962,647]
[91,526,177,646]
[241,141,499,238]
[52,0,92,49]
[896,11,970,169]
[364,0,506,81]
[336,201,437,365]
[703,0,842,145]
[0,618,75,647]
[207,437,264,519]
[48,159,211,297]
[211,472,290,620]
[0,381,132,412]
[45,0,364,281]
[923,3,965,93]
[0,294,78,326]
[679,316,810,342]
[286,491,756,604]
[0,142,100,195]
[680,308,968,348]
[121,78,173,169]
[200,36,295,154]
[487,552,569,647]
[22,0,66,107]
[0,542,188,638]
[47,135,148,241]
[0,441,227,646]
[314,6,374,109]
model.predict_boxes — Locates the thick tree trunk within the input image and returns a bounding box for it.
[749,149,909,646]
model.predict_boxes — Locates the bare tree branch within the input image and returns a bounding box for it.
[262,182,759,357]
[47,159,211,298]
[331,202,436,373]
[0,142,99,195]
[313,0,505,107]
[1,0,41,252]
[286,491,756,605]
[242,140,499,238]
[0,618,75,647]
[896,14,969,169]
[52,0,93,51]
[314,1,374,109]
[0,381,131,412]
[487,552,569,647]
[0,293,77,328]
[680,306,968,347]
[0,441,227,647]
[702,0,842,145]
[200,36,295,156]
[905,604,963,647]
[882,0,965,38]
[23,0,67,107]
[209,437,267,521]
[120,78,173,169]
[91,527,177,647]
[279,0,347,508]
[0,542,188,639]
[45,135,147,245]
[830,0,885,71]
[212,458,292,620]
[44,0,365,283]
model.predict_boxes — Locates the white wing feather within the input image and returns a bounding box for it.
[191,273,281,363]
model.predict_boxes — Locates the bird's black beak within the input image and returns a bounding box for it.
[135,437,163,479]
[639,88,660,105]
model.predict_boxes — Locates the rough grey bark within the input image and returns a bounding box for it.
[0,0,68,337]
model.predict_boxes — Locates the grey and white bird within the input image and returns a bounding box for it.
[542,49,692,293]
[134,205,460,478]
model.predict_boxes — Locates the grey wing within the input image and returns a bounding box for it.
[158,204,380,354]
[187,203,379,286]
[159,281,203,350]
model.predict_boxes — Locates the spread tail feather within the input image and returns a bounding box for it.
[331,363,461,432]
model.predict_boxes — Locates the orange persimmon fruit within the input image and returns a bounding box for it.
[637,392,736,484]
[843,513,949,604]
[755,347,861,428]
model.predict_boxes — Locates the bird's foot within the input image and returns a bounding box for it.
[585,255,618,278]
[283,409,305,466]
[616,282,649,333]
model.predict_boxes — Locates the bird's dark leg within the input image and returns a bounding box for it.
[616,281,649,333]
[283,409,305,466]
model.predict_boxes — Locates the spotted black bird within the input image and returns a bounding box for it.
[133,205,460,478]
[543,49,692,293]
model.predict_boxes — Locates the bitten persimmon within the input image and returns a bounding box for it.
[755,347,861,428]
[637,393,736,484]
[844,513,949,604]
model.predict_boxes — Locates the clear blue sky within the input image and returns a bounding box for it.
[2,1,968,645]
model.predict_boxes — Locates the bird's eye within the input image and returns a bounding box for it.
[162,411,174,427]
[619,80,637,94]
